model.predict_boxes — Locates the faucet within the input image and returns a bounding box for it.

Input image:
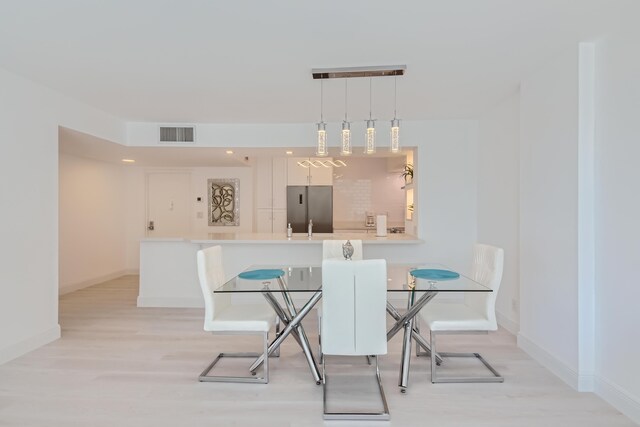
[308,219,313,237]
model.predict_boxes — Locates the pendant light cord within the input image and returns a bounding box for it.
[320,80,324,122]
[394,76,397,119]
[369,77,373,120]
[344,79,348,121]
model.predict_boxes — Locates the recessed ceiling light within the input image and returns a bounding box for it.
[226,150,234,154]
[286,151,293,155]
[121,159,135,163]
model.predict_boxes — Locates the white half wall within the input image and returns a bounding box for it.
[58,153,128,293]
[477,90,521,334]
[0,66,124,364]
[518,47,580,380]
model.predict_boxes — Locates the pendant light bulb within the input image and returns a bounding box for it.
[316,80,328,157]
[341,79,352,155]
[390,76,400,153]
[390,118,400,153]
[365,78,376,154]
[317,121,327,157]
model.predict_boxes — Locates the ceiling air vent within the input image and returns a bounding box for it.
[159,126,196,143]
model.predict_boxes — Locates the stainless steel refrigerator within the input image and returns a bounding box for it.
[286,186,333,233]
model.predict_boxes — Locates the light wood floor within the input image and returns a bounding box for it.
[0,275,634,426]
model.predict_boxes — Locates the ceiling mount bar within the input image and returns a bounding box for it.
[312,65,406,80]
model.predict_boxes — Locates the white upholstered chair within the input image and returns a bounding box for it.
[318,240,363,360]
[321,259,389,420]
[419,243,505,383]
[196,245,276,383]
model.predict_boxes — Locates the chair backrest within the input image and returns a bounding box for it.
[322,239,363,260]
[321,259,387,356]
[464,243,504,330]
[196,245,231,331]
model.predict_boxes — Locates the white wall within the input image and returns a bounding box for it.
[410,120,478,272]
[59,153,128,293]
[593,18,640,422]
[128,120,479,270]
[0,66,124,364]
[477,91,521,334]
[518,47,581,383]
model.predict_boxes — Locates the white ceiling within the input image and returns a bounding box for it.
[0,1,627,124]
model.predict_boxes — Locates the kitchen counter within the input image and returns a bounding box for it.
[143,232,421,244]
[138,232,425,308]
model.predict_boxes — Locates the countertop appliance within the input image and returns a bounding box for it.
[287,186,333,233]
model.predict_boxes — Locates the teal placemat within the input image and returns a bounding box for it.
[238,269,285,280]
[410,269,460,280]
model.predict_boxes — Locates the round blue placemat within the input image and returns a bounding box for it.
[238,269,285,280]
[410,269,460,280]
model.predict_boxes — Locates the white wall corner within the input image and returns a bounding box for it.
[496,309,519,335]
[0,325,61,365]
[517,332,579,390]
[596,376,640,425]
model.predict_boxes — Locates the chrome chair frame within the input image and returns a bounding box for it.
[429,330,504,383]
[322,355,390,421]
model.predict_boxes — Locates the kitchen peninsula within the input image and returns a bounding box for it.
[138,232,423,307]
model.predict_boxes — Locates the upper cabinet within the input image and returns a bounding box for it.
[287,157,333,186]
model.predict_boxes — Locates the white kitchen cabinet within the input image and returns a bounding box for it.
[272,208,287,233]
[272,157,287,208]
[256,208,287,233]
[255,157,273,208]
[287,157,333,186]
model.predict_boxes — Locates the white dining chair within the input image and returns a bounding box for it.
[419,243,505,383]
[196,245,277,384]
[321,259,389,420]
[318,240,363,361]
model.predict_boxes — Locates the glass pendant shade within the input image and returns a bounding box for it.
[390,118,400,153]
[341,121,352,155]
[316,121,328,156]
[365,119,376,154]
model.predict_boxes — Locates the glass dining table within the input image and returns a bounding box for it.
[214,263,491,392]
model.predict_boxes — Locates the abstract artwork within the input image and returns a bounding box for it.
[208,178,239,226]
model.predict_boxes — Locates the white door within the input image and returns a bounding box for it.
[146,173,191,237]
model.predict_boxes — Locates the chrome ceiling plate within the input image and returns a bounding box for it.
[312,65,406,79]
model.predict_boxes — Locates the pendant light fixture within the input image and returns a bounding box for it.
[311,65,406,154]
[390,76,400,153]
[341,79,352,155]
[365,77,376,154]
[316,79,328,157]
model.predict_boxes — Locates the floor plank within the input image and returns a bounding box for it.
[0,275,634,426]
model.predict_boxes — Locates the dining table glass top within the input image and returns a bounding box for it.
[215,264,491,293]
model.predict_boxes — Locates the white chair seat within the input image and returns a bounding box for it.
[419,302,496,332]
[207,304,275,333]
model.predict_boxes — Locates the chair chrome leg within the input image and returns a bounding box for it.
[323,355,390,421]
[430,330,504,384]
[199,332,269,384]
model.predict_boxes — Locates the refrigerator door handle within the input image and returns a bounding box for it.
[299,194,303,204]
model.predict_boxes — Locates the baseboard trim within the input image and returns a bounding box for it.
[137,296,203,308]
[0,324,61,365]
[596,376,640,425]
[59,269,139,295]
[496,310,519,335]
[517,332,580,390]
